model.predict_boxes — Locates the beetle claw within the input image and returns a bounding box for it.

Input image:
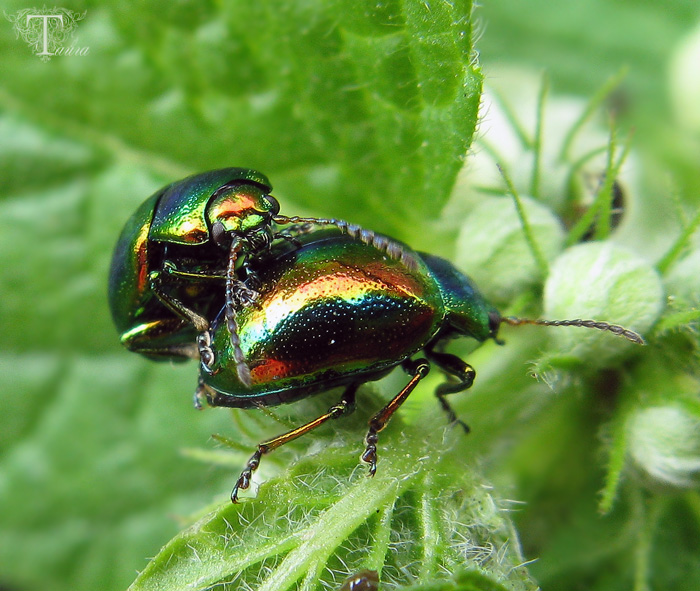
[193,378,208,410]
[232,282,259,307]
[197,331,216,372]
[231,448,262,502]
[361,432,379,476]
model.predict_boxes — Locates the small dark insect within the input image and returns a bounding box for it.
[339,569,379,591]
[568,173,626,241]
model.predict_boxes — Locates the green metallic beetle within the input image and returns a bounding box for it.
[194,227,644,502]
[108,168,414,386]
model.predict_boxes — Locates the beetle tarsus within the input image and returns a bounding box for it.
[230,386,358,502]
[232,448,264,503]
[425,349,476,433]
[197,330,216,371]
[231,282,259,307]
[361,359,430,477]
[361,432,379,477]
[436,394,470,434]
[193,377,209,410]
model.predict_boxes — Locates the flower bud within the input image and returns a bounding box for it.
[455,196,565,304]
[544,242,663,366]
[665,250,700,307]
[627,405,700,488]
[670,20,700,133]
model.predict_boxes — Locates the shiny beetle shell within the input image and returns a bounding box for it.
[201,228,499,407]
[108,168,278,361]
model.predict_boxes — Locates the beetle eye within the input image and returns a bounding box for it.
[488,310,503,343]
[264,195,280,217]
[211,221,229,247]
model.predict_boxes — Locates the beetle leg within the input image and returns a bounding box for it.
[231,384,358,503]
[193,376,220,410]
[160,260,226,281]
[149,269,211,332]
[238,259,262,295]
[361,359,431,477]
[193,375,208,410]
[149,270,219,371]
[227,279,259,307]
[425,350,475,434]
[196,330,216,373]
[151,269,228,371]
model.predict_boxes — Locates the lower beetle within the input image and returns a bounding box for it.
[108,168,414,386]
[194,227,643,502]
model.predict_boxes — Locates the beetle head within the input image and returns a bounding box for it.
[208,181,280,244]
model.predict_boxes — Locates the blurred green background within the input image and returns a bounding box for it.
[1,1,699,590]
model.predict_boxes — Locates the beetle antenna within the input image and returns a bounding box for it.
[502,316,645,345]
[273,215,419,270]
[225,237,253,387]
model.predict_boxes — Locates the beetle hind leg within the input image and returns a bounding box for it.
[361,359,430,477]
[231,384,358,503]
[425,350,476,434]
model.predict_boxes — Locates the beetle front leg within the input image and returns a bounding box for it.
[425,349,475,433]
[227,277,260,307]
[193,375,210,410]
[237,256,262,299]
[148,269,221,374]
[361,359,430,476]
[196,330,216,374]
[149,269,211,333]
[231,384,359,502]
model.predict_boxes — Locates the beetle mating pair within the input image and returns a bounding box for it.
[108,168,644,502]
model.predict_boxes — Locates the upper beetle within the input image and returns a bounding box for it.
[108,168,414,385]
[194,227,643,502]
[108,168,281,366]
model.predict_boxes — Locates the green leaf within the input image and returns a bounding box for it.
[129,413,536,591]
[0,1,482,590]
[1,0,481,241]
[4,1,700,591]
